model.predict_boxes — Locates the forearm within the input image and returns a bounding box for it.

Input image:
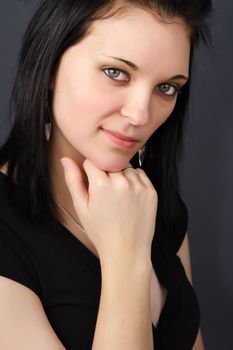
[92,257,154,350]
[192,328,205,350]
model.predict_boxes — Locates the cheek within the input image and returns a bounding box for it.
[52,75,124,150]
[150,97,177,132]
[53,74,120,127]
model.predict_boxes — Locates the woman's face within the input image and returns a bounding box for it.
[51,7,190,172]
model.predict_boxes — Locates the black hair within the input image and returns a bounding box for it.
[0,0,212,242]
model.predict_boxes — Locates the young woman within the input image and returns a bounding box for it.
[0,0,212,349]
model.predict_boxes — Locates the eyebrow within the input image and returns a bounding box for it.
[100,54,189,81]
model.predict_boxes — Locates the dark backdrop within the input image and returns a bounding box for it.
[0,1,232,349]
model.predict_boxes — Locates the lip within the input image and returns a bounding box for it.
[101,128,138,149]
[102,129,138,142]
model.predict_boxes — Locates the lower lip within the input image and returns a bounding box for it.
[101,129,138,149]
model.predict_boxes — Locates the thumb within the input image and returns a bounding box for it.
[60,157,88,215]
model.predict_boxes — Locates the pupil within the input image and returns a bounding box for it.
[110,69,119,78]
[161,84,169,92]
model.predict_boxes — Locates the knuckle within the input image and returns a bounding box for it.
[149,188,158,199]
[95,179,107,189]
[136,169,149,181]
[116,177,130,190]
[134,184,143,194]
[135,168,144,174]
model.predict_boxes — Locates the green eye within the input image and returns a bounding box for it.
[103,68,129,82]
[108,69,120,79]
[157,83,180,96]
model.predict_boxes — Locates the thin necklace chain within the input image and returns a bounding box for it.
[53,197,85,231]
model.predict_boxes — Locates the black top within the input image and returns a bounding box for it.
[0,171,200,349]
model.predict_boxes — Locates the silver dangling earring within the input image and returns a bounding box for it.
[138,144,146,167]
[45,102,52,142]
[45,123,51,142]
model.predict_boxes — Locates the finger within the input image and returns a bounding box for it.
[60,157,88,215]
[134,168,155,189]
[107,166,144,187]
[121,168,138,176]
[82,158,109,190]
[120,167,146,185]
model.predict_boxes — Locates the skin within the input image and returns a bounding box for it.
[0,7,204,349]
[49,10,190,174]
[48,7,190,226]
[48,6,192,341]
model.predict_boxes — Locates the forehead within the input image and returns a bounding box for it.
[69,7,191,77]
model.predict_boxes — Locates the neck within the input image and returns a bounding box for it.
[47,125,87,226]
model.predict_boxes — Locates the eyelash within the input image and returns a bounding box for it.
[102,67,182,97]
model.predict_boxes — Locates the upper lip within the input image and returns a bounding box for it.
[102,129,139,142]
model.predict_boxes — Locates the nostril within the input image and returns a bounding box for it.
[121,109,150,127]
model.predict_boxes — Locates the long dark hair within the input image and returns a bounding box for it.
[0,0,212,242]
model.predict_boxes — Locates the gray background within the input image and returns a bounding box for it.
[0,1,232,349]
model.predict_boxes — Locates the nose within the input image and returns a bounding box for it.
[120,88,151,126]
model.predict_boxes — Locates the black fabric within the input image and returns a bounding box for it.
[0,171,200,349]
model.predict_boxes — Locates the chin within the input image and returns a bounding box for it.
[92,158,130,173]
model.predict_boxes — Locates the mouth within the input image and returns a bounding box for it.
[101,128,139,149]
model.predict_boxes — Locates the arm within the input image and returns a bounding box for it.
[0,259,154,350]
[92,256,154,350]
[176,232,205,350]
[0,160,155,349]
[0,276,66,350]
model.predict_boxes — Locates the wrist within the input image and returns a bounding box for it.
[100,253,153,279]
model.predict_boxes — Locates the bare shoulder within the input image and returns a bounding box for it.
[0,165,65,348]
[0,163,8,175]
[0,276,66,350]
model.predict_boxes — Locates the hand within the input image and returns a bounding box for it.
[61,158,158,262]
